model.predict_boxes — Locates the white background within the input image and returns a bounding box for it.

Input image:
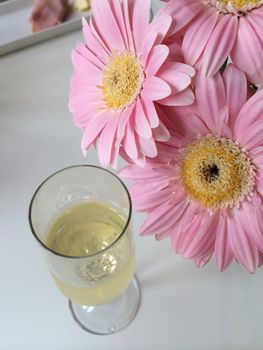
[1,2,263,349]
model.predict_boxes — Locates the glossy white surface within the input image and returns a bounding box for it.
[1,3,263,349]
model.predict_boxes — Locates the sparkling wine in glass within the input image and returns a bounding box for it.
[29,165,140,335]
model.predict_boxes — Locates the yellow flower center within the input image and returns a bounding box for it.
[207,0,263,13]
[220,0,260,6]
[180,136,254,209]
[102,52,143,110]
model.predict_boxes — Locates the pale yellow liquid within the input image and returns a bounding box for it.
[46,202,135,305]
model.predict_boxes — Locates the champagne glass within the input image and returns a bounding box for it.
[29,165,140,335]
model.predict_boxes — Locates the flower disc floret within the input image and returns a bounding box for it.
[180,136,255,209]
[102,53,143,110]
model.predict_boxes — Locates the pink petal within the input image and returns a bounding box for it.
[215,214,234,271]
[131,186,173,211]
[117,104,134,140]
[173,212,204,254]
[255,153,263,196]
[182,212,219,260]
[246,11,263,47]
[130,181,168,200]
[167,37,184,62]
[89,18,111,55]
[252,149,263,194]
[141,31,158,64]
[152,120,170,142]
[71,49,101,75]
[167,35,184,62]
[137,136,157,158]
[158,105,203,138]
[134,99,152,139]
[159,0,203,37]
[70,72,100,90]
[123,117,138,159]
[70,102,101,128]
[170,62,196,78]
[81,112,110,153]
[91,0,125,51]
[202,14,238,77]
[227,213,259,273]
[119,163,169,183]
[158,62,192,93]
[131,152,146,168]
[231,17,263,84]
[237,200,263,252]
[110,0,129,50]
[234,89,263,135]
[182,8,219,66]
[180,112,209,137]
[97,116,119,167]
[160,202,198,244]
[155,105,179,133]
[152,165,177,178]
[149,13,172,45]
[223,64,247,128]
[142,100,160,128]
[159,88,195,106]
[220,122,233,140]
[155,143,179,161]
[122,0,135,52]
[215,106,229,136]
[174,201,203,235]
[238,120,263,150]
[70,84,101,98]
[252,148,263,168]
[111,147,120,169]
[155,230,172,241]
[75,41,106,70]
[256,177,263,197]
[140,196,188,235]
[142,77,171,101]
[132,0,151,53]
[196,70,226,132]
[195,250,213,268]
[145,45,169,76]
[69,87,102,112]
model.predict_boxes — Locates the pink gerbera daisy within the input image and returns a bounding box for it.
[120,64,263,273]
[68,0,195,168]
[159,0,263,84]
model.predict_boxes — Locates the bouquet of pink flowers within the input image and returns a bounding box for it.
[69,0,263,273]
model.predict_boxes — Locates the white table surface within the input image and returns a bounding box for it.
[1,4,263,350]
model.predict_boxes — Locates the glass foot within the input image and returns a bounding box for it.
[68,277,141,335]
